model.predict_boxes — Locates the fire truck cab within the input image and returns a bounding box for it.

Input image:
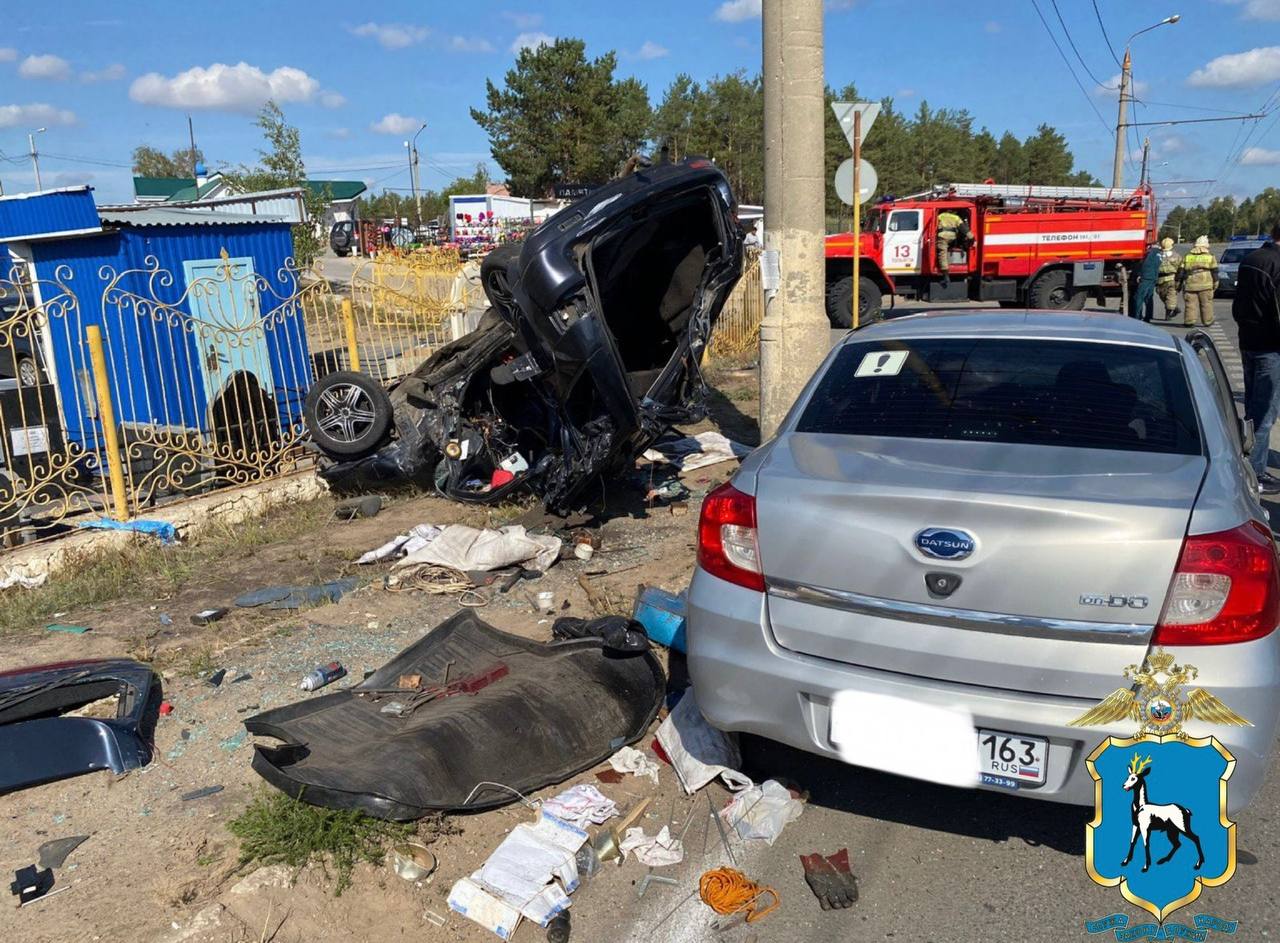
[825,182,1157,327]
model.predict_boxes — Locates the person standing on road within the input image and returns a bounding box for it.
[1130,242,1161,321]
[1232,223,1280,495]
[1180,236,1219,327]
[1156,237,1181,321]
[935,210,964,287]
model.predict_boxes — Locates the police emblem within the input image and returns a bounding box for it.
[1070,649,1248,930]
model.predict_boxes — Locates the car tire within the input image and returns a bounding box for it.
[1028,269,1087,310]
[303,371,393,458]
[333,248,350,258]
[826,276,884,329]
[16,355,39,388]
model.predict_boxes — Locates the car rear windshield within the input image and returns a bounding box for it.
[1221,247,1253,264]
[797,337,1202,455]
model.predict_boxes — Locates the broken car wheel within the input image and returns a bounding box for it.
[304,371,393,458]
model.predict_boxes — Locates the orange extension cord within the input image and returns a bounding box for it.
[698,867,780,924]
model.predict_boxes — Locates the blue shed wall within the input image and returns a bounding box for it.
[28,222,312,451]
[0,189,100,241]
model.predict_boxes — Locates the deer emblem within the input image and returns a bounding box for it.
[1121,753,1204,873]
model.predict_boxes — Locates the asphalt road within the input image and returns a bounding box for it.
[584,294,1280,943]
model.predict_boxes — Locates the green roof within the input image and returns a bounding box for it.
[133,176,196,199]
[165,179,223,202]
[305,180,367,201]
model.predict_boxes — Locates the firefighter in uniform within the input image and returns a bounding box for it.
[1156,236,1181,321]
[936,210,964,286]
[1179,236,1219,326]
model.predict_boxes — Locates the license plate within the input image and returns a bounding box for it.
[976,729,1047,785]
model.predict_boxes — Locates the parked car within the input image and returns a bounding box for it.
[330,220,358,257]
[688,310,1280,813]
[302,158,744,514]
[1217,237,1270,296]
[0,300,42,387]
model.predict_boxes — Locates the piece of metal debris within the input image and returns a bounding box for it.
[37,836,88,870]
[180,785,224,801]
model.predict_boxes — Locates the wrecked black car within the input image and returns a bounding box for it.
[303,159,744,514]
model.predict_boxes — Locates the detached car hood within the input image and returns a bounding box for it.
[306,159,744,514]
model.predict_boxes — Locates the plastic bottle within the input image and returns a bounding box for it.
[299,661,346,691]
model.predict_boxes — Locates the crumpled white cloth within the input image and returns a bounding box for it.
[608,745,660,784]
[656,689,752,794]
[719,780,804,846]
[0,569,47,590]
[642,431,750,472]
[541,784,618,829]
[619,826,684,867]
[357,523,561,572]
[356,524,443,565]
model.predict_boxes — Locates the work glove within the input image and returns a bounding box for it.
[800,848,858,910]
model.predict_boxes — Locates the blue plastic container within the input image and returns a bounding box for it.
[633,586,687,652]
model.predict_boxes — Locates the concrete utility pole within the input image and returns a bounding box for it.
[759,0,829,439]
[28,128,45,192]
[1113,14,1181,190]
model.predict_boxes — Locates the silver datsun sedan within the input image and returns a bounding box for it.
[687,310,1280,812]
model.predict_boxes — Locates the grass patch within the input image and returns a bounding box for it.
[0,496,337,636]
[228,791,412,896]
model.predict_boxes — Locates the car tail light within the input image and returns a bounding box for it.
[1153,521,1280,645]
[698,481,764,592]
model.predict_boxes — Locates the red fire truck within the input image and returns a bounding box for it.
[824,181,1157,327]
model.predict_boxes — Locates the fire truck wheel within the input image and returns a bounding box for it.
[1028,269,1087,311]
[826,276,883,328]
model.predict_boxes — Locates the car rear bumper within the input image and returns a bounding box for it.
[686,568,1280,814]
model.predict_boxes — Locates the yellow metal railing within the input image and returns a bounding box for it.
[707,252,763,359]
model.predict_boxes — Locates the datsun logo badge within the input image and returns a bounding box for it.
[914,528,976,560]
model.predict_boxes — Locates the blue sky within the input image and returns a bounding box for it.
[1,0,1278,213]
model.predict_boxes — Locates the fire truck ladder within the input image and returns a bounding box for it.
[938,182,1142,202]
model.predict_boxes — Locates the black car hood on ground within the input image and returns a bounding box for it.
[306,159,744,514]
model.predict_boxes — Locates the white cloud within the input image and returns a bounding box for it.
[370,113,423,135]
[1241,146,1280,165]
[320,90,347,108]
[350,22,429,50]
[1188,46,1280,88]
[0,103,77,128]
[52,170,94,187]
[715,0,760,22]
[1094,73,1150,96]
[19,54,71,81]
[511,32,554,53]
[502,12,543,29]
[81,63,125,83]
[632,41,669,60]
[984,20,1001,33]
[1220,0,1280,21]
[0,48,16,63]
[450,36,496,53]
[129,62,320,112]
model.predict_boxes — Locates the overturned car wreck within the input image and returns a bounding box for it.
[304,159,744,514]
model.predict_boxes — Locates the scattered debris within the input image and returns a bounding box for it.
[180,785,224,801]
[633,586,687,652]
[552,616,649,654]
[594,769,624,785]
[190,608,228,626]
[234,579,358,610]
[36,835,88,870]
[800,848,858,910]
[205,669,227,688]
[635,869,679,898]
[235,704,260,714]
[591,798,652,865]
[231,672,252,684]
[619,826,684,867]
[656,689,750,794]
[10,865,53,905]
[642,431,750,472]
[540,784,618,829]
[546,911,571,943]
[607,746,661,784]
[76,517,178,543]
[159,613,173,627]
[335,495,384,520]
[357,524,443,565]
[159,700,174,716]
[219,730,247,752]
[720,780,804,845]
[0,571,46,591]
[699,867,779,925]
[390,842,438,882]
[45,623,91,635]
[299,662,347,692]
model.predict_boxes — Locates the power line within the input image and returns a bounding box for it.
[1050,0,1111,87]
[41,151,131,169]
[1132,98,1259,117]
[1091,0,1123,68]
[1029,0,1113,138]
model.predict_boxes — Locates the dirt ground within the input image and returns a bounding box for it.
[0,364,760,943]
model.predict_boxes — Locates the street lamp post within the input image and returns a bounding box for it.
[411,123,426,233]
[28,127,46,192]
[1112,14,1180,190]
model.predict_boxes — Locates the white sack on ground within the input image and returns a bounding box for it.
[607,745,660,784]
[541,784,618,828]
[656,689,752,794]
[719,779,804,845]
[397,524,561,573]
[356,524,443,565]
[642,431,750,472]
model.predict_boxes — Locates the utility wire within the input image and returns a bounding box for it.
[1030,0,1113,137]
[1051,0,1112,88]
[1092,0,1123,68]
